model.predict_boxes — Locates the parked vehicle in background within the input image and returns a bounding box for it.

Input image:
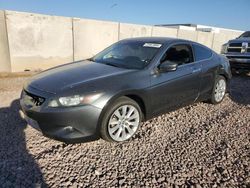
[221,31,250,73]
[20,37,231,143]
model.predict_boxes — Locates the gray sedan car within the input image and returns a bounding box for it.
[20,37,231,143]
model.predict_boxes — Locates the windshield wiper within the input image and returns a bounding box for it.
[104,62,120,68]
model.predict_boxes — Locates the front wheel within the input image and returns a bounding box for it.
[209,75,227,104]
[100,97,142,142]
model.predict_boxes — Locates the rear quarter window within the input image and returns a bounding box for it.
[193,44,212,61]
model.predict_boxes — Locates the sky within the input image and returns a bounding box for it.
[0,0,249,31]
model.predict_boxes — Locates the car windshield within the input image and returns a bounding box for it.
[239,31,250,38]
[92,41,163,69]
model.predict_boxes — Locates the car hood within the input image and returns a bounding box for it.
[26,60,134,94]
[229,38,250,43]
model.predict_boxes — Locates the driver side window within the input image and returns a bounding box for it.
[161,44,194,66]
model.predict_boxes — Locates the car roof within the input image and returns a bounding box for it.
[120,37,192,44]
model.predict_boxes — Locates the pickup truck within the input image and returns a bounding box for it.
[221,31,250,72]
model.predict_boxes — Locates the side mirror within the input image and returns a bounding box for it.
[158,61,178,72]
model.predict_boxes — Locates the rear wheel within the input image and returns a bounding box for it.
[100,97,142,142]
[209,75,227,104]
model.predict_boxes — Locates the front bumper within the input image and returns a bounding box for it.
[20,90,102,143]
[225,54,250,70]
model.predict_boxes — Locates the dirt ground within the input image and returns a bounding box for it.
[0,74,249,187]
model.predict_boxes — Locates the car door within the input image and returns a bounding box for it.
[149,43,202,115]
[192,43,215,100]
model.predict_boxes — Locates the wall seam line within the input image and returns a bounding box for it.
[3,10,12,72]
[212,33,215,49]
[72,17,75,62]
[118,22,120,40]
[177,28,180,38]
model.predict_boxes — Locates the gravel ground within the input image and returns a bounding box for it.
[0,74,249,187]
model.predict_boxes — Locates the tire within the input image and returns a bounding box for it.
[100,96,142,142]
[209,75,227,104]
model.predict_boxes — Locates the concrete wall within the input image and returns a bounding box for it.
[212,30,242,52]
[73,18,119,61]
[0,10,244,72]
[119,23,152,40]
[197,31,214,48]
[177,29,198,42]
[152,26,178,38]
[0,11,11,72]
[5,10,73,72]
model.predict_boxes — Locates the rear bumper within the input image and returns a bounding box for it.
[20,98,102,143]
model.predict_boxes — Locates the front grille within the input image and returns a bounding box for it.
[228,48,241,53]
[23,90,45,106]
[229,43,242,47]
[227,42,250,53]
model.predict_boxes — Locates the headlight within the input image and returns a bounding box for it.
[48,93,102,107]
[221,43,228,54]
[59,95,84,106]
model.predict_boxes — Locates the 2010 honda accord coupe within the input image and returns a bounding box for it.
[20,37,231,143]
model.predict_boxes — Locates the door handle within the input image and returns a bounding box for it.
[192,68,201,73]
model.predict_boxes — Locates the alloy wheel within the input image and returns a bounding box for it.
[108,105,140,142]
[214,79,226,102]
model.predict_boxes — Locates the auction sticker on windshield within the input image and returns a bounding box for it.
[143,43,162,48]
